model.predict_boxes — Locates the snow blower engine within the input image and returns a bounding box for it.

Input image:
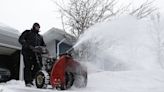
[34,46,87,90]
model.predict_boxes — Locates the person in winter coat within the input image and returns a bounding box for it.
[18,23,46,87]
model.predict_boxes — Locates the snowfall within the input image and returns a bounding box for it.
[1,16,164,92]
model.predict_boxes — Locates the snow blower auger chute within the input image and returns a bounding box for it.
[34,41,87,90]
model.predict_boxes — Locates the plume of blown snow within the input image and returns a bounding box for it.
[74,15,164,71]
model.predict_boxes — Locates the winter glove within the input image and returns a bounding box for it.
[30,46,42,53]
[29,46,38,52]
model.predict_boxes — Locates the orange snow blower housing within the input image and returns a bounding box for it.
[50,53,87,90]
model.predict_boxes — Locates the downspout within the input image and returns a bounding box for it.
[57,38,65,59]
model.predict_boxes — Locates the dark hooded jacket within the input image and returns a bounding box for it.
[18,28,46,53]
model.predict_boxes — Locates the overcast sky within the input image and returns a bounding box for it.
[0,0,60,33]
[0,0,164,34]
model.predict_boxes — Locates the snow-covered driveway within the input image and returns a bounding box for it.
[1,70,164,92]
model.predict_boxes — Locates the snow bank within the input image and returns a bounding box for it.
[88,70,164,92]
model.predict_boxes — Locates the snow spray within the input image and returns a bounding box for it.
[73,16,163,71]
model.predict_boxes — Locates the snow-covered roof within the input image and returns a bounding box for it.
[0,23,20,37]
[43,27,76,45]
[0,23,21,55]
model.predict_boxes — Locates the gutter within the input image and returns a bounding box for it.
[0,43,21,50]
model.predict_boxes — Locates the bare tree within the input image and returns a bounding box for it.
[53,0,123,38]
[129,0,157,19]
[52,0,157,38]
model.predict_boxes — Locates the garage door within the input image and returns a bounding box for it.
[0,45,20,81]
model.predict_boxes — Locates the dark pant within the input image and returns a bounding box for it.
[22,51,41,84]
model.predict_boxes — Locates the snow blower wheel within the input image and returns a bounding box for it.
[56,72,74,90]
[35,71,49,89]
[65,72,74,88]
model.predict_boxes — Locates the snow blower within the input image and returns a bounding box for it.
[34,43,87,90]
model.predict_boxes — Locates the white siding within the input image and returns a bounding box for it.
[46,40,56,57]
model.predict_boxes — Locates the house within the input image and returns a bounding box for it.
[43,27,76,57]
[0,23,21,80]
[0,23,75,81]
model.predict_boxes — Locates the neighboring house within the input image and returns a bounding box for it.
[43,27,75,57]
[0,23,75,81]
